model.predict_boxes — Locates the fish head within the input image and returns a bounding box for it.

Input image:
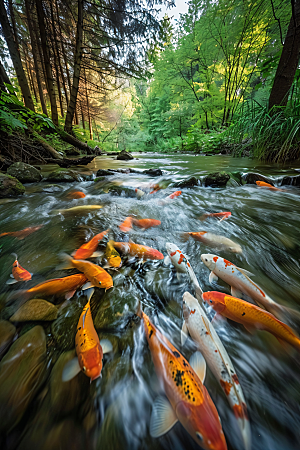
[202,291,226,313]
[182,291,199,321]
[79,346,103,381]
[176,401,227,450]
[166,242,178,256]
[108,255,122,268]
[147,248,164,260]
[201,254,218,271]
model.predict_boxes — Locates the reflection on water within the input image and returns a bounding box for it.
[0,153,300,450]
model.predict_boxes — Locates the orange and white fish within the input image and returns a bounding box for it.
[63,289,112,382]
[182,232,242,254]
[199,212,231,222]
[73,229,109,260]
[135,188,145,199]
[132,218,161,230]
[119,217,133,233]
[138,307,227,450]
[255,181,283,191]
[201,254,291,322]
[58,253,113,290]
[52,205,102,214]
[202,291,300,352]
[182,292,251,450]
[0,225,43,240]
[67,191,86,199]
[6,253,32,284]
[103,240,122,269]
[112,240,164,261]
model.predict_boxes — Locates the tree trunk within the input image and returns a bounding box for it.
[23,43,38,102]
[80,100,85,129]
[55,0,71,105]
[50,0,64,117]
[0,0,35,110]
[84,68,93,140]
[269,0,300,109]
[64,0,83,133]
[24,0,48,116]
[35,0,58,125]
[56,129,94,154]
[0,59,15,93]
[8,0,20,52]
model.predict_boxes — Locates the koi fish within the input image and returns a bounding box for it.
[62,288,112,382]
[6,254,32,285]
[0,225,43,240]
[112,240,164,261]
[131,218,161,230]
[199,212,231,222]
[182,292,251,450]
[7,273,88,305]
[119,217,133,233]
[164,243,203,301]
[149,183,162,194]
[135,188,145,199]
[182,232,242,254]
[255,181,282,191]
[137,307,227,450]
[103,240,122,269]
[168,190,182,199]
[52,205,102,214]
[202,291,300,352]
[67,191,86,199]
[201,254,292,322]
[57,253,113,290]
[72,229,109,260]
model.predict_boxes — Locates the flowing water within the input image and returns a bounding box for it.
[0,153,300,450]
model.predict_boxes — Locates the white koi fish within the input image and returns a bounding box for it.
[135,188,145,199]
[164,243,203,301]
[181,232,242,254]
[182,292,251,450]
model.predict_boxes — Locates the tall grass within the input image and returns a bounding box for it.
[229,100,300,162]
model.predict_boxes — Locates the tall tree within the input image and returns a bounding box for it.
[0,0,35,110]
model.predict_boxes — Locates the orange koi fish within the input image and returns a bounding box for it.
[255,181,282,191]
[202,291,300,352]
[138,307,227,450]
[73,229,109,260]
[199,212,231,222]
[131,218,161,230]
[119,217,133,233]
[168,190,182,199]
[58,253,113,290]
[149,183,162,194]
[103,240,122,269]
[0,225,43,240]
[63,289,112,382]
[67,191,86,199]
[112,240,164,261]
[6,253,32,285]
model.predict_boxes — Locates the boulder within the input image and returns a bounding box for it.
[7,162,42,183]
[51,300,84,351]
[0,173,25,197]
[280,174,300,187]
[0,326,47,432]
[0,320,16,359]
[94,145,103,155]
[242,172,273,185]
[173,176,199,188]
[45,170,79,182]
[96,169,116,177]
[108,185,137,198]
[10,299,58,322]
[143,168,163,176]
[116,150,134,160]
[203,171,230,187]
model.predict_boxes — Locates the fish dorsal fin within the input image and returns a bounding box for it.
[100,339,113,354]
[236,267,255,277]
[150,396,178,438]
[62,357,81,382]
[209,271,218,283]
[86,288,95,303]
[82,281,94,290]
[231,286,243,299]
[82,306,89,329]
[91,251,103,258]
[129,238,134,244]
[189,351,206,383]
[181,321,189,346]
[164,255,171,265]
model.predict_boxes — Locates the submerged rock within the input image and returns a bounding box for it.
[0,320,16,359]
[10,299,58,322]
[51,300,85,351]
[116,150,134,160]
[0,325,47,432]
[7,162,42,183]
[242,172,273,185]
[96,169,115,176]
[280,174,300,187]
[203,171,230,187]
[143,168,163,176]
[173,176,199,188]
[45,170,80,182]
[108,185,137,198]
[0,173,25,197]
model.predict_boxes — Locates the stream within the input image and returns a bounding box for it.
[0,153,300,450]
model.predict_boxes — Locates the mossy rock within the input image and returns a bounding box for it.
[203,171,230,187]
[10,299,58,322]
[7,162,42,183]
[116,150,134,160]
[0,173,25,197]
[45,170,80,182]
[0,320,16,359]
[242,172,273,185]
[172,176,199,188]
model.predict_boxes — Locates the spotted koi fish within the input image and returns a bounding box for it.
[202,291,300,352]
[62,289,112,382]
[201,253,292,322]
[138,307,227,450]
[73,229,109,260]
[112,240,164,261]
[182,292,251,450]
[6,253,32,284]
[182,232,242,254]
[164,243,203,301]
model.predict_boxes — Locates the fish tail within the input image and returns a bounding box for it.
[136,300,143,319]
[239,417,252,450]
[56,253,74,270]
[0,232,9,238]
[179,232,190,242]
[6,289,32,307]
[198,214,208,221]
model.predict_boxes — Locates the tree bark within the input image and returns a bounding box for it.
[80,100,86,129]
[0,0,35,110]
[64,0,83,133]
[50,0,64,117]
[269,0,300,109]
[35,0,58,125]
[56,129,94,154]
[0,59,15,93]
[8,0,20,53]
[84,68,93,140]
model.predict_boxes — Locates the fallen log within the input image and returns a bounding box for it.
[45,156,95,168]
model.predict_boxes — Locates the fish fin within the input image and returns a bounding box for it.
[181,321,189,346]
[194,284,203,303]
[219,216,227,222]
[82,282,94,290]
[243,324,255,334]
[236,267,255,277]
[189,351,206,383]
[62,357,81,382]
[176,272,182,281]
[179,232,190,242]
[71,251,76,257]
[209,271,218,283]
[276,337,293,353]
[11,253,18,260]
[102,263,111,269]
[211,313,227,327]
[56,253,74,270]
[150,396,178,438]
[6,278,19,285]
[10,274,15,278]
[231,287,243,298]
[90,251,103,257]
[86,288,95,302]
[100,339,113,354]
[128,238,134,243]
[65,289,76,300]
